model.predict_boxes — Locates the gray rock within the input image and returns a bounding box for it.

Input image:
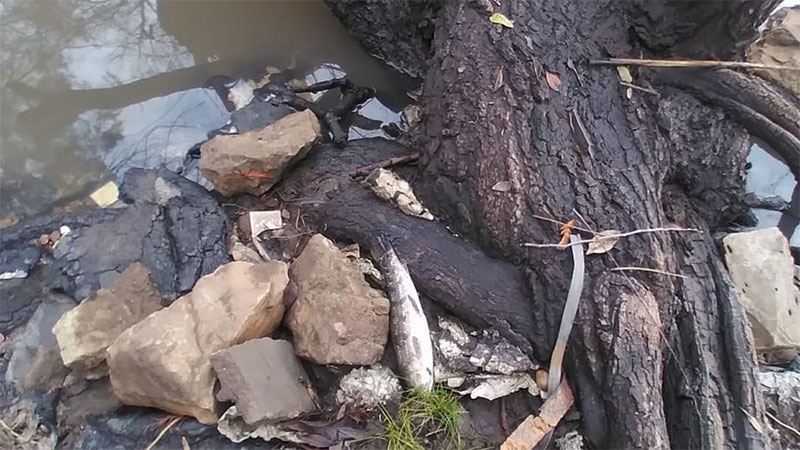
[53,263,162,378]
[335,365,402,409]
[50,168,230,302]
[748,7,800,98]
[107,261,289,424]
[23,345,70,391]
[0,245,41,280]
[286,234,390,365]
[211,337,316,425]
[56,378,121,430]
[6,297,75,390]
[722,228,800,348]
[200,110,321,196]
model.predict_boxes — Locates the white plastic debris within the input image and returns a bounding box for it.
[458,373,540,401]
[366,168,434,220]
[227,79,255,110]
[249,211,283,237]
[89,182,119,208]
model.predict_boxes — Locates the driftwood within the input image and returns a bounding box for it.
[319,0,800,448]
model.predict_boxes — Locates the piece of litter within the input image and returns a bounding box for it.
[89,181,119,208]
[249,211,283,238]
[227,79,255,110]
[366,168,434,220]
[59,225,71,236]
[460,373,539,401]
[489,12,514,28]
[501,380,574,450]
[616,66,633,83]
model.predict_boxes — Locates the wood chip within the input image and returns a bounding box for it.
[501,381,574,450]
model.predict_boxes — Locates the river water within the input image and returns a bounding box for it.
[0,0,413,219]
[0,0,796,246]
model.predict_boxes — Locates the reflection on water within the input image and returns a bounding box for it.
[746,142,798,247]
[0,0,413,218]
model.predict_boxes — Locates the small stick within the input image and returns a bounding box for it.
[144,416,182,450]
[590,58,800,71]
[523,227,700,248]
[532,214,594,234]
[610,266,687,278]
[619,81,658,95]
[351,153,420,178]
[0,418,21,440]
[766,411,800,439]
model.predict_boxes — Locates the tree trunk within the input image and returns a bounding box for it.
[320,0,800,448]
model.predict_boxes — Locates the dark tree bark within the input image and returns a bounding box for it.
[319,0,800,449]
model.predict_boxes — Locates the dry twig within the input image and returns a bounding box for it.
[619,81,658,95]
[591,58,800,71]
[766,411,800,439]
[523,227,700,248]
[144,416,182,450]
[610,266,687,278]
[0,418,21,440]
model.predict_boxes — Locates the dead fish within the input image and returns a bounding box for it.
[373,239,434,390]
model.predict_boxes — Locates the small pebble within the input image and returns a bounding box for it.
[49,230,61,242]
[39,234,50,246]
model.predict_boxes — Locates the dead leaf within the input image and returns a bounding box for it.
[740,408,765,434]
[626,87,633,99]
[616,66,633,83]
[494,68,504,90]
[489,13,514,28]
[545,71,562,92]
[558,219,577,248]
[586,230,620,255]
[492,181,511,192]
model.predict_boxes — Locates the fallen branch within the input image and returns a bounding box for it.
[523,227,700,248]
[610,266,687,278]
[547,234,585,396]
[590,58,800,71]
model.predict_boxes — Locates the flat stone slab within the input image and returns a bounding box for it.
[211,337,316,425]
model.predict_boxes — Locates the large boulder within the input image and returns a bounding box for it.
[723,228,800,348]
[211,337,316,425]
[53,263,163,378]
[106,261,289,424]
[200,109,321,196]
[286,234,390,365]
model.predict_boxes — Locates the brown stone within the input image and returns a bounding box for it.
[286,234,390,365]
[211,338,316,425]
[200,110,321,196]
[53,263,162,378]
[748,8,800,98]
[107,261,289,424]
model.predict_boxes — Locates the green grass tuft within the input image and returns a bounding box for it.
[380,384,466,450]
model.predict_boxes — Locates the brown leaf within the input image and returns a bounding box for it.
[586,230,620,255]
[545,71,562,92]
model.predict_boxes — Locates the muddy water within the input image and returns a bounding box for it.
[0,0,414,218]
